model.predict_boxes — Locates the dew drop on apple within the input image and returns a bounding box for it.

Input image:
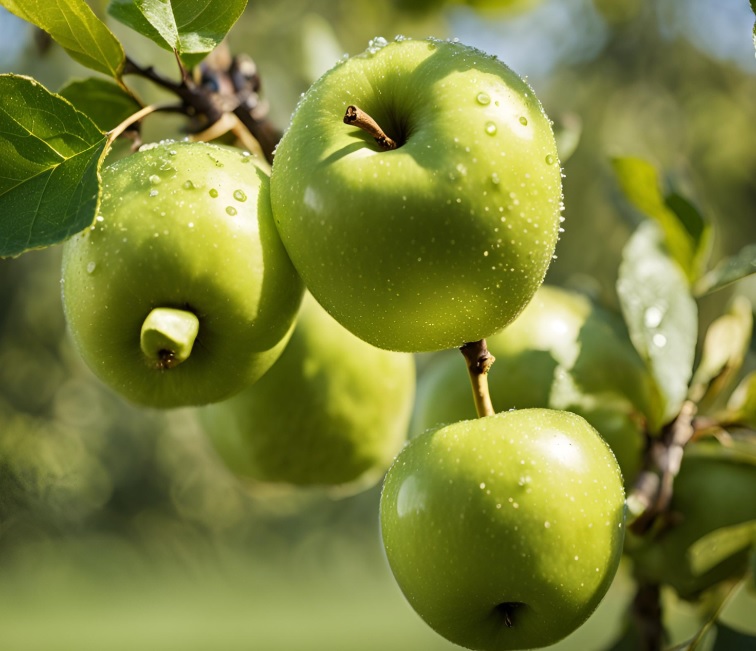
[519,116,528,126]
[209,189,219,198]
[485,122,497,135]
[149,174,161,185]
[149,189,158,197]
[225,206,238,216]
[491,173,501,185]
[233,189,247,202]
[545,154,556,165]
[86,261,96,274]
[476,92,491,106]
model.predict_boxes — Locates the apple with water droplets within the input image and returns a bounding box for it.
[270,37,563,352]
[199,293,415,490]
[412,285,662,485]
[61,141,304,408]
[380,408,626,650]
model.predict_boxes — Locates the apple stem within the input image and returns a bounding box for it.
[140,307,200,370]
[343,105,397,150]
[460,340,496,418]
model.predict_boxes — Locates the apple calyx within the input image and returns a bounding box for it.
[343,105,397,150]
[495,601,524,628]
[460,339,496,417]
[140,307,200,370]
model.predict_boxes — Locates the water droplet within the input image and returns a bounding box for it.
[149,174,161,185]
[183,180,195,190]
[544,521,551,528]
[652,333,667,348]
[519,116,528,126]
[476,92,491,106]
[86,261,96,274]
[149,189,158,197]
[209,189,219,198]
[367,36,388,54]
[545,154,556,165]
[644,306,664,328]
[485,121,497,135]
[233,189,247,202]
[491,173,500,185]
[226,206,238,216]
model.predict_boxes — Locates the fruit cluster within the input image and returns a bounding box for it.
[61,37,630,650]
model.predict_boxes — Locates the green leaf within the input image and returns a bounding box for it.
[689,521,756,577]
[685,435,756,467]
[713,625,756,651]
[59,78,142,132]
[695,244,756,296]
[728,372,756,429]
[612,157,710,284]
[617,221,698,427]
[0,0,124,79]
[689,296,753,407]
[0,75,107,258]
[108,0,248,69]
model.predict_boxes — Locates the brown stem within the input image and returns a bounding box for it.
[343,105,397,150]
[227,54,281,164]
[122,53,282,164]
[123,56,225,127]
[632,582,665,651]
[460,340,496,418]
[628,400,697,535]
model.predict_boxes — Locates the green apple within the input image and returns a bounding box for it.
[629,443,756,600]
[412,285,661,484]
[381,408,626,650]
[61,142,304,408]
[270,37,563,352]
[199,293,415,489]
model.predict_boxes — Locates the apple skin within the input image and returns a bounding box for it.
[270,37,563,352]
[380,408,626,650]
[61,142,304,408]
[412,285,661,485]
[628,446,756,600]
[199,293,415,489]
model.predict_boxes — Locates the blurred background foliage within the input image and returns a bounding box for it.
[0,0,755,649]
